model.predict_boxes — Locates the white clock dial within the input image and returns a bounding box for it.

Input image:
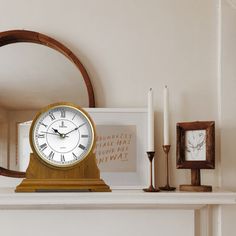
[31,104,94,168]
[185,130,206,161]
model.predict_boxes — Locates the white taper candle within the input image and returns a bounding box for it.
[147,88,154,151]
[164,85,169,145]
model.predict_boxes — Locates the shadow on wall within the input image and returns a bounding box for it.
[221,126,236,191]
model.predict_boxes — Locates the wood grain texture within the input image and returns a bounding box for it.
[179,184,212,192]
[0,167,25,178]
[15,153,111,192]
[180,168,212,192]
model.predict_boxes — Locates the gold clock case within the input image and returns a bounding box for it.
[29,102,95,169]
[15,102,111,192]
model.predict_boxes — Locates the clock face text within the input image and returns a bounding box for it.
[31,105,94,167]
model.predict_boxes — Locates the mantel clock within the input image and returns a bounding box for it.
[15,102,111,192]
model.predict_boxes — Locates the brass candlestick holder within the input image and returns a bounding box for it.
[159,145,176,191]
[143,151,160,192]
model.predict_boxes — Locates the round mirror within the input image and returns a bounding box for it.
[0,30,95,175]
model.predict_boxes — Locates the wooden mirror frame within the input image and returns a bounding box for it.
[0,29,96,177]
[0,29,95,107]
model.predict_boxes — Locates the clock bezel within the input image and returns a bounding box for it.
[29,102,96,169]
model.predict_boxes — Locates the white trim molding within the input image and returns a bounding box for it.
[0,188,235,210]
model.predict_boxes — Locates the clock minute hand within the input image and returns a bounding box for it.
[41,131,69,137]
[64,123,86,135]
[41,131,59,136]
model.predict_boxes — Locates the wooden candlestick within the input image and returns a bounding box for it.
[143,152,160,192]
[159,145,176,191]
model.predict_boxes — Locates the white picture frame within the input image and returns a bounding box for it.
[85,108,149,189]
[17,108,149,190]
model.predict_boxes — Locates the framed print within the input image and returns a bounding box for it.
[86,108,149,189]
[17,108,149,189]
[176,121,215,169]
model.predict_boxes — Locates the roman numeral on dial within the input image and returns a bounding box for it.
[78,144,86,150]
[39,122,47,128]
[48,151,55,160]
[72,152,78,160]
[49,112,56,121]
[61,154,65,162]
[40,143,47,151]
[72,112,77,120]
[36,134,45,138]
[61,109,66,118]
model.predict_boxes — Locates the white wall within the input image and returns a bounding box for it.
[0,0,235,235]
[0,107,8,167]
[0,0,219,188]
[221,0,236,191]
[221,0,236,235]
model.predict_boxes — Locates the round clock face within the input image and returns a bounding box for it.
[30,104,94,168]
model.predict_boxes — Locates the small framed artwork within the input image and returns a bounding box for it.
[176,121,215,169]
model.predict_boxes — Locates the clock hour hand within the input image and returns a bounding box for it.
[64,123,86,136]
[52,128,62,135]
[51,127,67,138]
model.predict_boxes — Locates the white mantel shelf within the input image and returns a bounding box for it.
[0,188,235,210]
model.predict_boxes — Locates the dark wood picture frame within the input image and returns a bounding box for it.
[176,121,215,169]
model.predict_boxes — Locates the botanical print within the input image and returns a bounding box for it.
[185,130,206,161]
[95,125,136,172]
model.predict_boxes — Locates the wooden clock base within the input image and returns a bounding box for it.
[15,153,111,192]
[15,179,110,192]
